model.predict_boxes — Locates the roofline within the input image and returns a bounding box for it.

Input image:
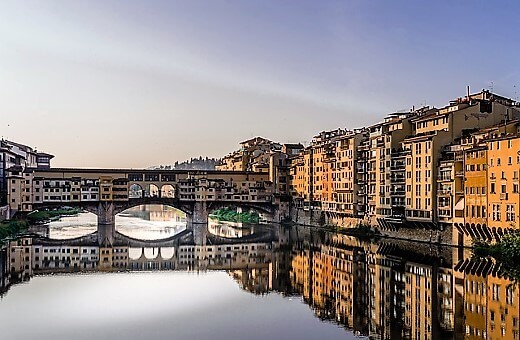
[23,167,267,176]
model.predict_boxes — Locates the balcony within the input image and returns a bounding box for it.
[390,163,405,171]
[391,200,405,207]
[390,176,405,183]
[390,189,405,197]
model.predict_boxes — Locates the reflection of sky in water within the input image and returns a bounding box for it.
[0,272,355,340]
[46,206,187,240]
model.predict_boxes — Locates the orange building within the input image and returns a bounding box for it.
[486,132,520,232]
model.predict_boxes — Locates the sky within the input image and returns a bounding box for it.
[1,0,519,168]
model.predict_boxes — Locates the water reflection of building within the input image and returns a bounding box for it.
[456,258,520,339]
[1,226,520,339]
[7,237,33,279]
[32,243,99,270]
[287,232,460,339]
[229,268,271,295]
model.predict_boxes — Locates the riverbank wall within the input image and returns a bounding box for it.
[289,206,455,246]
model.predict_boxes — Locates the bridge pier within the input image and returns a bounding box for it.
[192,201,208,224]
[97,202,115,246]
[185,223,207,246]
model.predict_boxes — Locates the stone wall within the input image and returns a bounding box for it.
[289,206,455,245]
[376,227,454,246]
[290,207,362,228]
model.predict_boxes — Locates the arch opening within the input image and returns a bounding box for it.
[147,184,160,198]
[43,209,98,240]
[115,204,187,241]
[161,184,175,198]
[129,184,144,199]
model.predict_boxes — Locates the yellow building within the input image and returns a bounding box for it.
[333,130,367,218]
[288,153,307,203]
[486,275,519,340]
[216,137,282,172]
[404,262,433,339]
[403,91,516,226]
[486,132,520,232]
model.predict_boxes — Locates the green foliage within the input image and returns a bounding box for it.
[211,207,260,224]
[0,207,80,244]
[27,208,81,224]
[0,220,29,242]
[473,233,520,281]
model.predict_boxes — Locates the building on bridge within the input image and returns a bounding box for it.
[7,168,287,245]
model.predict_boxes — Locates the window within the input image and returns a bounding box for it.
[493,204,502,221]
[506,285,515,305]
[506,205,516,222]
[492,284,501,301]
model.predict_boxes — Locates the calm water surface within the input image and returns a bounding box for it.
[1,205,518,339]
[0,272,352,340]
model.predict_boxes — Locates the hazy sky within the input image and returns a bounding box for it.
[1,1,519,168]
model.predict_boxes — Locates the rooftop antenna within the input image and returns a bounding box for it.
[489,81,494,93]
[466,85,470,100]
[514,84,518,102]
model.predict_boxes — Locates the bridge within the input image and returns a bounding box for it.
[7,167,287,245]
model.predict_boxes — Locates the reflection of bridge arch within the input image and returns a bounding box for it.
[128,247,176,260]
[144,247,159,259]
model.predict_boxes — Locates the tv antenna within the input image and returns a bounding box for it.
[489,81,494,93]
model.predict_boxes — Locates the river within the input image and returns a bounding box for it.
[0,205,517,339]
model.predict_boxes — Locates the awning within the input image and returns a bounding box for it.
[454,198,465,211]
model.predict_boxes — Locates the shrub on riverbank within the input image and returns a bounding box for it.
[473,233,520,280]
[211,207,260,224]
[0,220,29,242]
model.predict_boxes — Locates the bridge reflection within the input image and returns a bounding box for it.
[1,225,519,339]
